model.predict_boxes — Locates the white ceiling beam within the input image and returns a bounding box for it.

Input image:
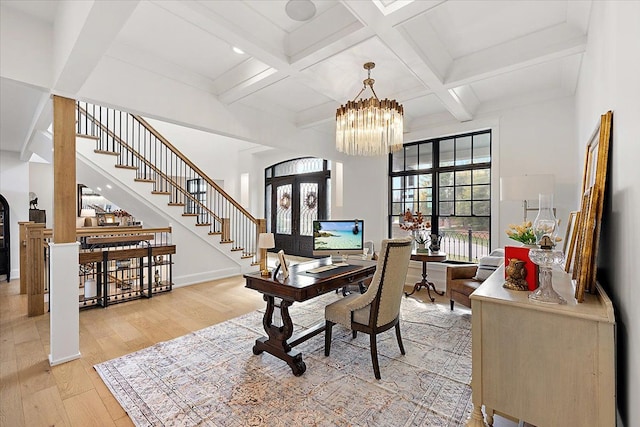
[217,70,286,105]
[25,130,53,164]
[106,42,216,94]
[446,24,587,88]
[52,1,140,96]
[342,0,475,121]
[372,0,445,24]
[567,0,593,34]
[286,4,364,62]
[156,1,291,72]
[19,91,52,161]
[218,26,375,105]
[213,58,277,97]
[296,101,337,129]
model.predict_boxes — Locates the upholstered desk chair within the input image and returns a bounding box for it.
[324,237,413,379]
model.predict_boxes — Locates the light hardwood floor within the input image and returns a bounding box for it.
[0,269,520,427]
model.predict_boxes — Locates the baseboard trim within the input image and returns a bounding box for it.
[49,352,81,366]
[173,268,241,288]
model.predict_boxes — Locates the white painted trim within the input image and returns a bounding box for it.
[172,267,241,288]
[49,242,81,366]
[49,352,82,367]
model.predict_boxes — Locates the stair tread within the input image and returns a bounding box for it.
[94,149,118,156]
[182,213,198,217]
[116,164,137,170]
[208,231,222,235]
[195,223,211,226]
[167,203,185,206]
[230,247,244,252]
[151,191,171,195]
[135,178,155,182]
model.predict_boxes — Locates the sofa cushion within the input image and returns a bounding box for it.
[489,248,505,257]
[474,255,504,281]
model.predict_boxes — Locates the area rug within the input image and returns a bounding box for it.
[95,293,473,426]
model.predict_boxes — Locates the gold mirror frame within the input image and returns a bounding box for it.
[563,210,579,273]
[572,111,612,302]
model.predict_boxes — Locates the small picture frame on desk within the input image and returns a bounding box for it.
[273,250,289,279]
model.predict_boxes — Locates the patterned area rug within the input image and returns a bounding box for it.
[95,293,473,426]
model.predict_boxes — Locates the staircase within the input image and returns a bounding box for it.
[75,102,264,268]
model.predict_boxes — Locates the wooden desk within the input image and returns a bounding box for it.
[466,265,615,427]
[244,258,376,376]
[405,251,447,301]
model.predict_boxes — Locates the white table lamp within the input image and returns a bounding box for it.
[257,232,275,276]
[80,208,96,227]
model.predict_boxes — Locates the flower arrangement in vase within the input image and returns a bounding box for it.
[505,221,537,247]
[399,209,430,250]
[506,220,562,248]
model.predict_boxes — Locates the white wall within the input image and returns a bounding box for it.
[233,97,575,290]
[495,96,578,245]
[0,151,29,278]
[575,2,640,425]
[29,161,53,227]
[75,142,243,286]
[144,118,260,201]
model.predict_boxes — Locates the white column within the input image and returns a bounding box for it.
[49,242,81,366]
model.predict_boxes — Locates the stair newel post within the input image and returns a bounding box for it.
[19,221,33,295]
[222,218,230,243]
[25,223,45,316]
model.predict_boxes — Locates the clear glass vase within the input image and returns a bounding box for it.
[532,194,557,245]
[528,248,566,304]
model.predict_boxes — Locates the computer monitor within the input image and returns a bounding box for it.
[312,219,364,260]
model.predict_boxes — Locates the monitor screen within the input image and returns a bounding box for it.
[312,219,364,257]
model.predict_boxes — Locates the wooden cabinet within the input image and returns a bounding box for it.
[0,195,9,281]
[467,265,615,427]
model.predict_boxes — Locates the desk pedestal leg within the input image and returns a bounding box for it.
[252,295,306,376]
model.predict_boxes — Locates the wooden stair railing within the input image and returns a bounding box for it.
[76,102,264,263]
[21,225,176,316]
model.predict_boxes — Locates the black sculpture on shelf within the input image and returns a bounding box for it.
[29,192,38,209]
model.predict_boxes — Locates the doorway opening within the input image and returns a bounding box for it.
[265,158,330,257]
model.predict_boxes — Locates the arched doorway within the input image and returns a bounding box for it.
[0,194,10,282]
[265,158,330,257]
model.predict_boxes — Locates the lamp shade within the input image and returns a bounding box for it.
[257,232,275,249]
[500,175,554,201]
[80,208,96,217]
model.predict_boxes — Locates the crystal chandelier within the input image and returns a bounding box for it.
[336,62,404,156]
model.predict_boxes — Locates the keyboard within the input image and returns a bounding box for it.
[307,263,348,274]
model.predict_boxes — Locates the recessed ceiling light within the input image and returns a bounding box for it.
[96,187,102,192]
[106,184,112,189]
[285,0,316,21]
[232,46,244,55]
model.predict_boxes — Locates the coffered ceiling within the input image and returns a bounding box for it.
[0,0,592,157]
